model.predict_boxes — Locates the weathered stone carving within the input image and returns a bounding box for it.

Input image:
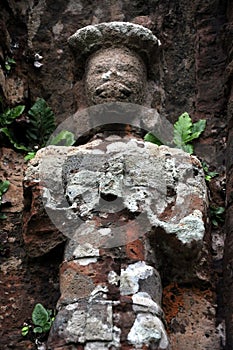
[85,47,147,105]
[25,139,207,350]
[68,21,160,78]
[23,22,208,350]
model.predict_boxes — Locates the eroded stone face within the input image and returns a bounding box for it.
[85,47,147,105]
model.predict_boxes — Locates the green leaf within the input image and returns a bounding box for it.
[0,180,10,220]
[32,303,49,327]
[5,64,11,71]
[185,119,206,142]
[42,322,52,332]
[212,219,218,227]
[182,143,194,154]
[213,207,225,216]
[202,161,218,181]
[1,128,29,151]
[7,105,25,120]
[208,171,218,178]
[0,213,7,219]
[27,98,55,147]
[210,206,225,227]
[26,129,38,141]
[24,152,36,161]
[8,58,16,64]
[33,326,43,334]
[49,130,75,146]
[21,326,29,336]
[205,175,211,182]
[144,132,163,146]
[202,162,209,173]
[0,180,10,195]
[173,113,206,154]
[174,112,192,147]
[47,310,53,317]
[0,105,25,127]
[205,171,219,182]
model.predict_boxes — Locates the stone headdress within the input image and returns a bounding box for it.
[68,21,161,77]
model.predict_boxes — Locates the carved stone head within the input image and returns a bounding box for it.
[85,47,147,105]
[68,22,160,106]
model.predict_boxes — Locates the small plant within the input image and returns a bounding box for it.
[202,161,219,182]
[173,112,206,154]
[22,303,55,337]
[144,112,206,155]
[26,98,56,147]
[1,99,76,161]
[210,206,225,227]
[0,180,10,219]
[5,57,16,72]
[0,104,29,151]
[1,98,60,157]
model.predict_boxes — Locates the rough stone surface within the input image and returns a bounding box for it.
[0,148,25,213]
[85,47,147,105]
[23,146,77,257]
[68,21,160,77]
[163,284,225,350]
[23,138,207,348]
[224,1,233,349]
[28,140,207,251]
[0,0,230,349]
[22,183,66,257]
[127,312,169,349]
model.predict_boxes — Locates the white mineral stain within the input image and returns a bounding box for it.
[77,257,98,266]
[120,261,154,295]
[127,313,169,349]
[108,270,119,285]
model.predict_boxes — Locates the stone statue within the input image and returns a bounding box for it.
[23,22,207,350]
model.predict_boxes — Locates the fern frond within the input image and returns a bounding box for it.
[27,98,55,147]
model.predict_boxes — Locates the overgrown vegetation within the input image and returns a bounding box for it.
[0,98,75,160]
[22,303,55,338]
[0,98,54,152]
[0,180,10,219]
[144,112,206,155]
[26,98,56,148]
